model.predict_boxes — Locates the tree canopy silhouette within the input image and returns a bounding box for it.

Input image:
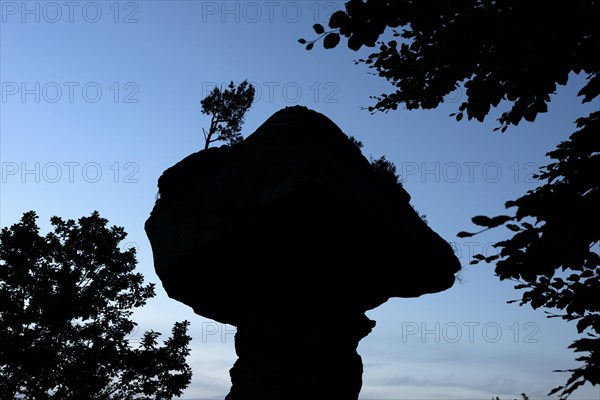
[0,211,192,399]
[459,113,599,398]
[301,1,599,398]
[201,80,255,149]
[300,1,597,130]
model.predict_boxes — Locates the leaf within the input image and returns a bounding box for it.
[587,252,600,266]
[581,269,593,278]
[470,215,512,229]
[348,34,362,51]
[548,386,564,396]
[306,43,314,51]
[576,318,592,333]
[313,23,325,34]
[323,33,341,49]
[506,223,521,232]
[329,10,350,29]
[298,38,307,44]
[457,231,474,238]
[489,215,512,226]
[485,254,500,263]
[471,215,492,226]
[456,112,463,121]
[524,106,537,122]
[550,280,564,290]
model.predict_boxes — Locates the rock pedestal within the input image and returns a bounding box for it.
[226,309,375,400]
[145,106,461,399]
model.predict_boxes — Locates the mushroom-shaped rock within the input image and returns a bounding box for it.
[145,106,460,400]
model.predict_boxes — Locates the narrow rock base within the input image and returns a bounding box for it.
[225,309,375,400]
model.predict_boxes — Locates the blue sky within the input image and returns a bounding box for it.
[1,1,599,399]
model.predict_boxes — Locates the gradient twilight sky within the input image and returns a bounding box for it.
[1,1,599,399]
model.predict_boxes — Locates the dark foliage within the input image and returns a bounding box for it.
[300,1,598,130]
[201,80,255,149]
[0,211,192,399]
[462,112,600,398]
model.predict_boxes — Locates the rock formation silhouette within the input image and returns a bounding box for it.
[145,106,461,400]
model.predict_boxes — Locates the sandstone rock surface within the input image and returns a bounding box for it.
[145,105,460,399]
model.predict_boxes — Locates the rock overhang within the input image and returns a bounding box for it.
[145,105,461,326]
